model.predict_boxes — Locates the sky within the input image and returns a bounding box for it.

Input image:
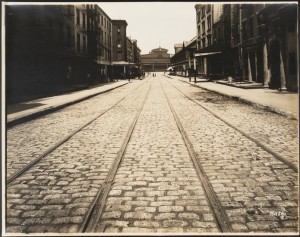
[99,2,198,55]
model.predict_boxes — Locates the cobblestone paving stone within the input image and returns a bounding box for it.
[6,81,151,233]
[97,78,220,234]
[171,77,298,168]
[161,77,298,233]
[7,80,144,178]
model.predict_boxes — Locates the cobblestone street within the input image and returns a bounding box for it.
[5,74,298,234]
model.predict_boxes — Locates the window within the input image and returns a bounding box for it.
[83,36,86,53]
[214,29,217,43]
[202,38,206,48]
[201,6,205,17]
[198,26,201,36]
[117,52,122,60]
[207,16,211,30]
[289,53,296,74]
[77,33,80,52]
[82,13,86,28]
[248,17,253,38]
[59,23,63,43]
[202,21,205,34]
[76,9,80,25]
[242,21,248,40]
[66,26,71,47]
[207,5,211,12]
[207,35,211,46]
[98,44,101,57]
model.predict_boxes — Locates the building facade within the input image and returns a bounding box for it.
[6,5,77,103]
[6,4,142,103]
[170,38,197,76]
[194,3,298,91]
[140,47,171,72]
[111,20,128,79]
[239,3,298,91]
[194,4,232,80]
[94,5,113,83]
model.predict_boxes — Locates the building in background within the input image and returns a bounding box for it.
[170,37,197,76]
[140,47,171,72]
[111,19,128,79]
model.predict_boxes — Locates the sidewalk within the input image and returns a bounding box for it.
[7,80,129,126]
[168,75,299,120]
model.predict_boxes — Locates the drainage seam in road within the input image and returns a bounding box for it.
[167,79,298,173]
[7,81,148,185]
[159,78,233,233]
[80,80,153,233]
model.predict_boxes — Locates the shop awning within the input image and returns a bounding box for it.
[112,61,130,66]
[194,51,222,57]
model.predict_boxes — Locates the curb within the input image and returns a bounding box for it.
[216,81,266,90]
[7,82,129,128]
[167,75,298,120]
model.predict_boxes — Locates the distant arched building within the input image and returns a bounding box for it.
[140,47,171,72]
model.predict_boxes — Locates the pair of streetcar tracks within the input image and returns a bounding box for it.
[7,80,149,185]
[164,76,297,173]
[80,80,153,233]
[82,77,232,233]
[159,78,233,233]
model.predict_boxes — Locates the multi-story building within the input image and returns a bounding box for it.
[170,37,197,76]
[94,5,113,82]
[194,3,298,91]
[111,19,128,79]
[140,47,171,72]
[194,4,232,79]
[127,38,141,77]
[6,4,142,103]
[239,3,298,91]
[6,5,77,103]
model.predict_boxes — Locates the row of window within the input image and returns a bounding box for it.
[97,28,111,47]
[76,8,111,31]
[98,45,111,60]
[197,16,212,36]
[197,35,212,49]
[76,33,87,54]
[197,5,211,22]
